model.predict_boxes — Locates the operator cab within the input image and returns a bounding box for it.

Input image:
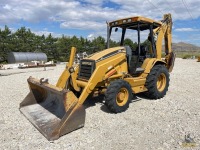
[107,16,162,75]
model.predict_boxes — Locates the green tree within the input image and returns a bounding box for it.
[109,39,120,48]
[0,25,12,62]
[141,39,151,47]
[124,38,137,50]
[70,36,82,52]
[13,27,36,52]
[33,35,46,52]
[0,25,145,63]
[91,36,106,53]
[45,33,57,59]
[56,35,71,61]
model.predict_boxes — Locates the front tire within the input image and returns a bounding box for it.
[105,79,133,113]
[145,65,170,99]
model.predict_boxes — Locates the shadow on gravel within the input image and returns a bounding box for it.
[135,93,156,101]
[83,94,104,109]
[131,94,143,102]
[83,94,143,114]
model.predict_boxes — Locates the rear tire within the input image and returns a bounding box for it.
[105,79,132,113]
[145,65,169,99]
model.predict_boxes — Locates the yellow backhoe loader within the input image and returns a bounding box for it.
[20,14,175,140]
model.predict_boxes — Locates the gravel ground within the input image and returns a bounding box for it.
[0,58,200,150]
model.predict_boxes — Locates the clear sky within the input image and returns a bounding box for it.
[0,0,200,46]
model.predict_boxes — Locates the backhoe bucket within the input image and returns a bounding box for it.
[20,77,85,141]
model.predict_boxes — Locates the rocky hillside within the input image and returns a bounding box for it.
[172,42,200,52]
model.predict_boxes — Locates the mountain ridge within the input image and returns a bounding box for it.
[171,42,200,52]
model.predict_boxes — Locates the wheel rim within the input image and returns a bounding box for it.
[157,73,166,92]
[116,88,129,106]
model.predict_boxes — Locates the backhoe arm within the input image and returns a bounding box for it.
[154,13,175,72]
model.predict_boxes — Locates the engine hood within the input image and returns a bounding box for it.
[86,46,126,61]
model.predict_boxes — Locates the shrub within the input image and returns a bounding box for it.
[182,54,192,59]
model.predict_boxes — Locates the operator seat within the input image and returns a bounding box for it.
[125,46,144,75]
[137,45,147,62]
[125,46,132,67]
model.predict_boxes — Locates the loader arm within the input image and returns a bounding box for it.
[56,47,80,91]
[52,51,128,139]
[76,53,127,105]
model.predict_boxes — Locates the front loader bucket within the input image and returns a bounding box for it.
[20,77,85,141]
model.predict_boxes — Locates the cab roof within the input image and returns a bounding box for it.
[109,16,162,31]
